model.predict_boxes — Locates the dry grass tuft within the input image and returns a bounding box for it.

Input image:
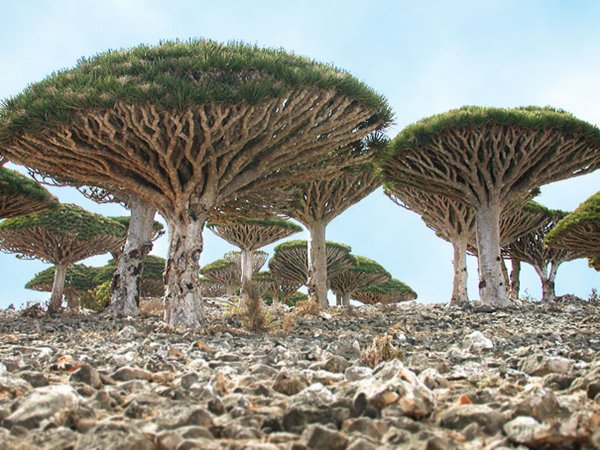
[240,281,269,332]
[361,335,403,368]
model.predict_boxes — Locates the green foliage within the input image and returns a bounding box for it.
[200,257,235,274]
[545,191,600,245]
[93,255,166,285]
[208,217,302,232]
[0,167,57,204]
[0,203,126,240]
[347,255,390,276]
[273,239,352,253]
[110,216,164,234]
[81,280,111,312]
[0,39,392,142]
[386,106,600,157]
[286,291,308,307]
[25,264,98,292]
[360,278,417,299]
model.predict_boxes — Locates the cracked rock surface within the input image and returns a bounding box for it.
[0,298,600,449]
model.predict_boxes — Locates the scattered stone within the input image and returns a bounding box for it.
[438,404,505,435]
[70,364,102,389]
[520,355,574,376]
[302,424,348,450]
[111,366,153,382]
[272,370,308,396]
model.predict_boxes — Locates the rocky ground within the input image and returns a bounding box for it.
[0,298,600,449]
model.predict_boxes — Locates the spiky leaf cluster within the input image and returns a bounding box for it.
[0,167,58,219]
[201,250,268,287]
[352,279,417,305]
[545,192,600,255]
[0,39,392,140]
[110,216,165,240]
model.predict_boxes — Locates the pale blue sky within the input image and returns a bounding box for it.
[0,0,598,308]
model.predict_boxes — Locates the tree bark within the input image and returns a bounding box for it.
[164,214,207,328]
[449,239,469,306]
[307,221,329,308]
[335,293,342,306]
[48,264,67,314]
[510,259,521,299]
[240,248,254,285]
[106,199,156,317]
[475,203,510,306]
[341,292,350,307]
[540,263,559,302]
[500,258,510,296]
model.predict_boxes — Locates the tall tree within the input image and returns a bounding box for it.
[385,185,548,304]
[94,255,167,299]
[207,217,301,285]
[504,204,583,301]
[381,106,600,306]
[253,270,302,305]
[276,165,380,307]
[329,255,391,306]
[0,204,125,313]
[0,40,391,327]
[0,167,57,219]
[352,279,417,305]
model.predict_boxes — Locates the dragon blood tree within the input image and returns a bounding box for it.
[329,255,391,306]
[94,255,167,298]
[546,192,600,258]
[352,278,417,305]
[207,217,302,285]
[504,203,584,301]
[0,204,125,313]
[199,276,228,298]
[385,184,549,304]
[200,250,268,296]
[269,240,355,296]
[26,263,98,311]
[0,167,57,219]
[254,270,302,305]
[277,164,380,307]
[0,40,391,327]
[381,106,600,306]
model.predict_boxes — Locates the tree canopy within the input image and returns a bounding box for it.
[329,255,391,305]
[352,278,417,305]
[545,191,600,255]
[25,264,98,293]
[0,167,58,219]
[207,217,302,251]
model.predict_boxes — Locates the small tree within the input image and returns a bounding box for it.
[329,255,391,306]
[352,279,417,305]
[504,203,583,301]
[0,204,125,313]
[254,270,302,305]
[94,255,166,298]
[207,217,301,285]
[275,165,380,307]
[0,40,391,327]
[545,192,600,256]
[0,167,57,219]
[200,250,268,296]
[381,106,600,305]
[25,264,98,311]
[269,240,354,297]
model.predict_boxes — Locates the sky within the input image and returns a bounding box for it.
[0,0,598,308]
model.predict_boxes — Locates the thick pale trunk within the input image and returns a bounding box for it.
[500,258,510,295]
[449,239,469,306]
[341,293,350,307]
[539,264,558,302]
[106,200,156,317]
[164,214,207,328]
[240,249,254,285]
[48,264,67,314]
[510,259,521,299]
[307,222,328,308]
[335,293,342,307]
[475,204,510,306]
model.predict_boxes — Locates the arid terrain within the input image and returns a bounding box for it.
[0,298,600,449]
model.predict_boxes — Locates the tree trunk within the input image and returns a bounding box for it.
[240,248,254,288]
[449,239,469,306]
[106,199,156,317]
[541,263,559,302]
[164,214,207,328]
[307,221,328,308]
[48,264,67,314]
[335,293,342,306]
[475,203,510,306]
[510,259,521,299]
[341,292,350,307]
[500,258,510,296]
